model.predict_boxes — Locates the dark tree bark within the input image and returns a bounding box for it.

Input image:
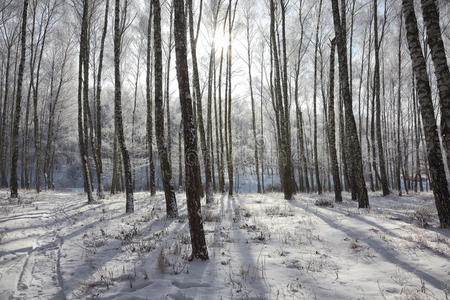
[313,0,323,195]
[173,0,208,260]
[178,121,183,189]
[217,36,226,193]
[260,53,265,193]
[93,0,109,199]
[280,0,297,196]
[188,0,213,203]
[77,0,94,203]
[0,27,15,188]
[328,38,342,202]
[420,0,450,170]
[146,1,156,196]
[402,0,450,228]
[225,0,238,196]
[373,0,390,196]
[82,1,93,195]
[153,0,177,218]
[23,1,37,190]
[396,13,403,196]
[114,0,134,213]
[270,0,296,200]
[331,0,369,208]
[293,0,309,193]
[165,4,174,171]
[208,0,222,194]
[10,0,28,198]
[365,16,375,192]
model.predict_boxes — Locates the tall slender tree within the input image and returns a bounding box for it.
[146,1,156,196]
[173,0,208,260]
[396,12,403,196]
[114,0,134,213]
[93,0,109,199]
[373,0,390,196]
[188,0,213,203]
[10,0,28,198]
[328,38,342,202]
[77,0,94,203]
[419,0,450,170]
[402,0,450,228]
[269,0,296,200]
[331,0,369,208]
[0,18,17,188]
[313,0,323,195]
[225,0,238,196]
[153,0,177,218]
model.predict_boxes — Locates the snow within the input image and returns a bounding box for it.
[0,189,449,299]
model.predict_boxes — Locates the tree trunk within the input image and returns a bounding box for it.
[226,0,237,196]
[328,39,342,202]
[420,0,450,170]
[339,91,349,192]
[77,0,94,202]
[188,0,213,203]
[208,1,222,194]
[165,4,174,171]
[402,0,450,228]
[93,0,109,199]
[1,45,12,188]
[396,13,403,196]
[10,0,28,198]
[178,121,183,189]
[114,0,134,213]
[173,0,208,260]
[331,0,369,208]
[365,16,374,192]
[373,0,390,196]
[313,0,323,195]
[153,0,178,218]
[111,133,120,194]
[146,2,156,196]
[218,45,225,193]
[270,0,296,200]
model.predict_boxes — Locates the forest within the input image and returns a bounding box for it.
[0,0,449,298]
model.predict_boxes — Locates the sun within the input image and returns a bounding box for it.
[213,32,229,49]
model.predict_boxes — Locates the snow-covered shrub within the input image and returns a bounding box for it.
[265,206,280,216]
[411,207,433,228]
[202,208,221,222]
[314,198,334,208]
[253,231,270,243]
[116,224,140,242]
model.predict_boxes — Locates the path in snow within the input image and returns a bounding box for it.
[0,192,77,299]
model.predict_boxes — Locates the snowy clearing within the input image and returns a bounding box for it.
[0,189,449,299]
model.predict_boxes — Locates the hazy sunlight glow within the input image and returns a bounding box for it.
[214,32,229,49]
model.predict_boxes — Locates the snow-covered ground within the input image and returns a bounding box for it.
[0,189,449,299]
